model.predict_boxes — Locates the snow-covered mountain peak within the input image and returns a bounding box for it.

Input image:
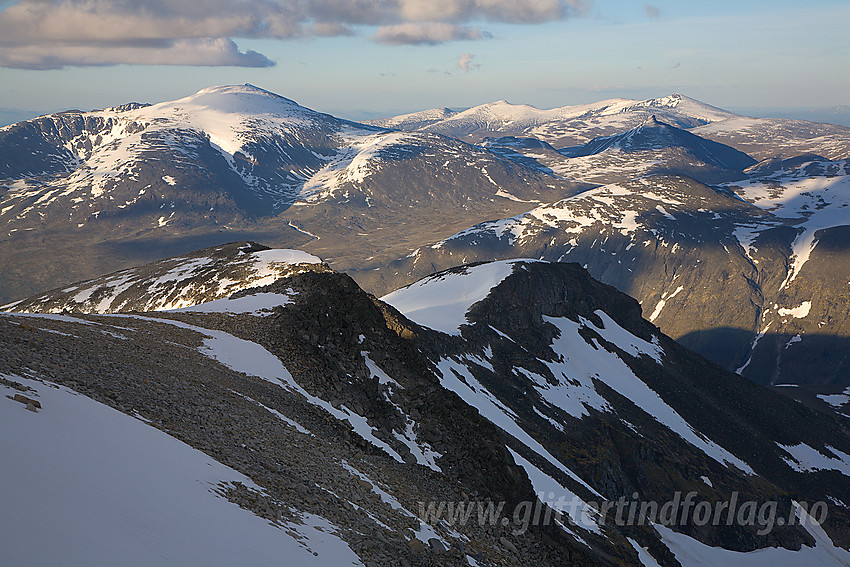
[364,107,457,131]
[451,99,546,123]
[642,114,664,126]
[617,93,738,123]
[162,84,306,117]
[644,93,689,109]
[86,84,323,131]
[128,84,339,155]
[0,84,390,222]
[197,83,295,99]
[617,115,677,145]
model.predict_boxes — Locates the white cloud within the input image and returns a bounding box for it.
[457,52,480,72]
[0,38,273,70]
[0,0,589,68]
[374,23,484,45]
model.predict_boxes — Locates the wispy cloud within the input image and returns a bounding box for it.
[0,0,589,69]
[457,52,480,72]
[644,4,660,18]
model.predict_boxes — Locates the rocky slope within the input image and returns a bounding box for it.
[3,249,850,566]
[1,241,324,313]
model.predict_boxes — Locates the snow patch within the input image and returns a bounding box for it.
[170,291,296,316]
[778,443,850,476]
[381,260,536,335]
[778,301,812,319]
[506,448,602,533]
[817,391,850,408]
[655,502,850,567]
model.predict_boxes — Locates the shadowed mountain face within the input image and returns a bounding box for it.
[3,248,850,566]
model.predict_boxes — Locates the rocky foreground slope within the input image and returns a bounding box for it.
[3,245,850,566]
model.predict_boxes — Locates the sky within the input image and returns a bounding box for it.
[0,0,848,125]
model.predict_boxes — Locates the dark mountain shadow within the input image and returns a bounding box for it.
[771,382,850,420]
[675,327,756,371]
[678,328,850,387]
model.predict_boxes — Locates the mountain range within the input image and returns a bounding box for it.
[4,84,850,565]
[365,94,850,161]
[0,84,580,303]
[4,85,850,386]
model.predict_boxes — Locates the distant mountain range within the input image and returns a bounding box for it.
[365,94,850,160]
[366,94,736,147]
[730,106,850,128]
[0,84,580,303]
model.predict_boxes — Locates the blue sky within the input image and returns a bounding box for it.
[0,0,848,123]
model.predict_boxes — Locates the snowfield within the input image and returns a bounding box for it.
[0,374,362,567]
